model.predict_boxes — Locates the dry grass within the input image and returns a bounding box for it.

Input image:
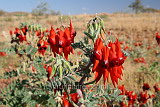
[0,12,159,91]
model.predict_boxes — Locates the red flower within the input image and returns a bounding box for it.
[156,32,160,45]
[138,92,149,106]
[48,21,76,60]
[62,92,79,107]
[56,28,66,48]
[37,40,48,56]
[19,35,27,42]
[142,83,150,91]
[35,30,42,37]
[108,39,126,86]
[92,42,109,85]
[31,66,36,73]
[92,38,126,86]
[123,46,129,51]
[134,57,146,64]
[10,30,13,36]
[118,85,126,95]
[63,46,74,60]
[21,26,28,35]
[14,28,27,43]
[46,66,52,81]
[93,38,104,60]
[0,52,7,56]
[62,97,70,107]
[119,85,138,106]
[127,92,137,106]
[48,26,56,45]
[153,84,160,92]
[149,94,156,99]
[107,31,112,35]
[69,20,76,41]
[119,101,127,107]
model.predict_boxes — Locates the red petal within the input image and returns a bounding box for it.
[103,69,109,85]
[94,38,104,60]
[48,27,56,45]
[94,65,103,83]
[92,59,99,72]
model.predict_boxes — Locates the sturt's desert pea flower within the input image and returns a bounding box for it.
[37,40,48,56]
[142,83,150,91]
[92,38,126,86]
[14,27,27,43]
[48,21,76,60]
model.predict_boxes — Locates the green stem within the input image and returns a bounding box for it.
[79,61,92,85]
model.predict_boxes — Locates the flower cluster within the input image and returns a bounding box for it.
[9,21,76,60]
[153,83,160,92]
[118,83,159,107]
[134,57,146,64]
[37,39,48,56]
[92,38,126,86]
[142,83,150,91]
[119,85,137,107]
[12,26,28,43]
[156,32,160,45]
[138,92,149,106]
[48,21,76,60]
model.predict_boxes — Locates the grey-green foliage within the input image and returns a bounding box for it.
[0,46,16,54]
[0,70,57,107]
[84,16,105,42]
[83,85,124,106]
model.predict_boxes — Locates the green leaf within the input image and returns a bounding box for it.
[62,60,71,72]
[93,27,100,41]
[0,47,16,54]
[63,76,71,84]
[104,94,111,101]
[113,89,121,96]
[149,62,159,72]
[28,47,37,55]
[67,75,76,81]
[45,58,54,64]
[62,79,67,85]
[56,80,62,87]
[26,45,32,53]
[117,95,124,101]
[58,65,63,80]
[50,64,56,79]
[84,32,93,40]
